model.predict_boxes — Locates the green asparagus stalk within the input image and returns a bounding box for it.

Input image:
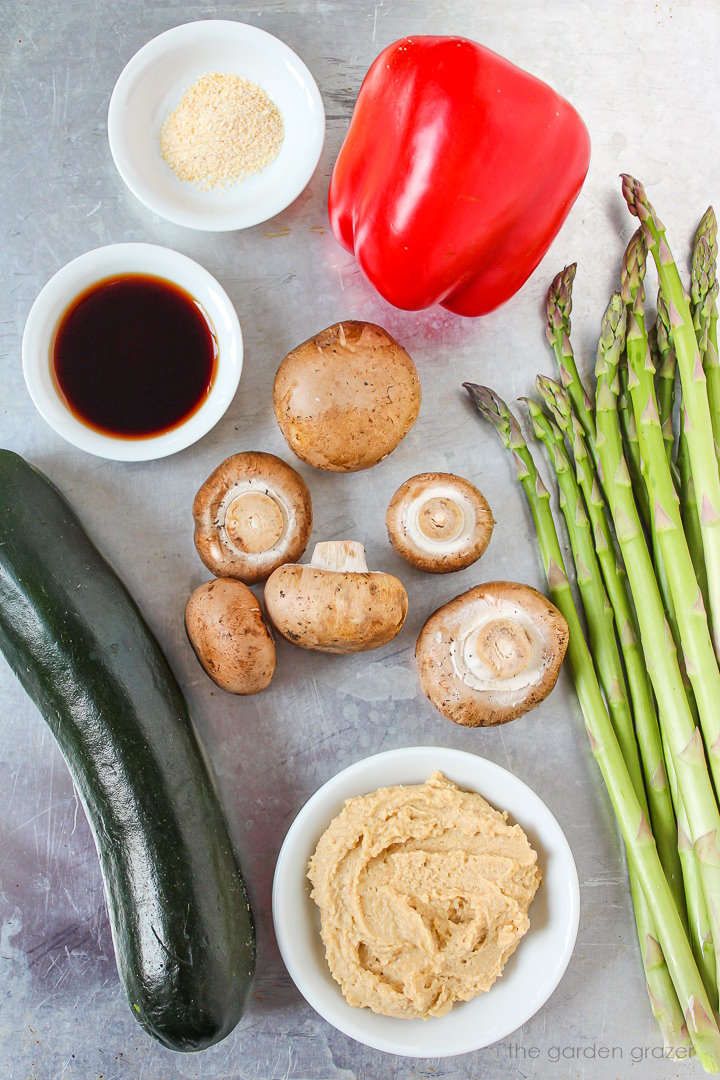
[621,235,683,673]
[543,386,717,998]
[592,290,720,1008]
[621,175,720,659]
[693,208,720,461]
[677,412,711,616]
[658,286,710,624]
[618,243,654,539]
[662,723,718,1003]
[536,374,685,915]
[527,402,635,756]
[618,234,717,1001]
[621,232,720,799]
[526,397,694,1050]
[672,228,720,614]
[546,261,656,538]
[691,234,717,378]
[617,354,654,537]
[581,379,714,998]
[464,383,716,1067]
[652,313,676,467]
[545,265,597,452]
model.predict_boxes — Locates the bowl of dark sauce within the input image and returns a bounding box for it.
[23,244,242,460]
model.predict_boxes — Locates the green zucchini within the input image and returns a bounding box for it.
[0,450,255,1051]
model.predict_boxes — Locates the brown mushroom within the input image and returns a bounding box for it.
[416,581,569,726]
[264,540,408,653]
[193,451,312,584]
[185,578,276,694]
[386,472,495,573]
[272,321,421,472]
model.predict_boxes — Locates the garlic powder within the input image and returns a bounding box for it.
[160,72,284,191]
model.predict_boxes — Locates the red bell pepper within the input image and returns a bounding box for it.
[328,36,590,317]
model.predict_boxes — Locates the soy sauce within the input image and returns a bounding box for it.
[52,274,218,438]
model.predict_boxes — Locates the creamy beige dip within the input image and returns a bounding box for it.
[308,771,541,1019]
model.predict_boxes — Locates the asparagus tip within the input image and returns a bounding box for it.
[694,206,718,259]
[621,228,647,304]
[546,264,577,337]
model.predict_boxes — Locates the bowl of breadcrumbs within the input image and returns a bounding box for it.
[108,21,325,231]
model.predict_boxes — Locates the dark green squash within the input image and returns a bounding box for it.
[0,450,255,1051]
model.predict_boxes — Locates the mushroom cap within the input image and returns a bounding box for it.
[264,540,409,653]
[273,321,421,472]
[185,578,276,695]
[193,451,312,584]
[386,472,495,573]
[415,581,569,726]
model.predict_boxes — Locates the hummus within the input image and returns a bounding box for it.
[308,771,541,1019]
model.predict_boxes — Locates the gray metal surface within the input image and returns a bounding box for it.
[0,1,715,1077]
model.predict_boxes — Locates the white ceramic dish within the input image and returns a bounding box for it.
[22,243,242,462]
[273,746,579,1058]
[107,21,326,231]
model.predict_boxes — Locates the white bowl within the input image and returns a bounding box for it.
[107,21,326,231]
[22,243,242,461]
[273,746,579,1058]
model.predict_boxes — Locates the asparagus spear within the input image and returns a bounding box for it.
[621,235,678,627]
[546,254,691,707]
[669,229,720,613]
[526,397,697,1051]
[618,233,717,1000]
[536,375,685,916]
[580,382,715,1001]
[617,357,653,537]
[546,261,656,538]
[652,312,676,467]
[592,291,720,1006]
[618,247,653,540]
[540,377,717,997]
[691,234,717,381]
[464,383,715,1067]
[676,422,711,621]
[545,265,597,452]
[527,401,636,762]
[621,175,720,658]
[621,238,686,673]
[621,232,720,797]
[658,288,710,628]
[662,723,718,1003]
[693,208,720,460]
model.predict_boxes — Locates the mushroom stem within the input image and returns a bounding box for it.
[226,491,285,554]
[309,541,369,573]
[474,619,535,680]
[418,497,465,542]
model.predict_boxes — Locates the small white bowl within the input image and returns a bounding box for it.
[107,21,326,231]
[273,746,579,1058]
[22,243,242,461]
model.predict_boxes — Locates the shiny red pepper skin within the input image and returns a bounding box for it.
[329,36,590,316]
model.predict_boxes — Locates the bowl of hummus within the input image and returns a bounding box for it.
[272,746,579,1058]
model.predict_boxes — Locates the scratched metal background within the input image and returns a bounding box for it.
[1,1,717,1078]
